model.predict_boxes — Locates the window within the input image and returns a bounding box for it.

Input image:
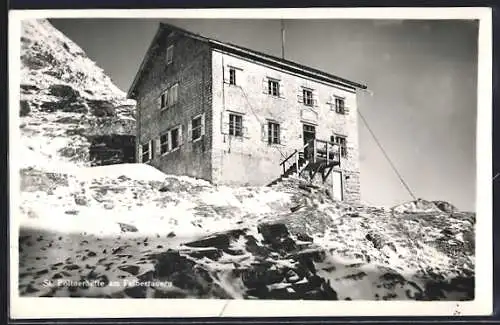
[166,45,174,65]
[229,68,236,85]
[191,115,203,141]
[141,141,151,163]
[335,97,345,114]
[229,113,243,137]
[268,79,280,97]
[303,89,314,106]
[160,134,169,155]
[267,122,280,145]
[160,83,179,110]
[170,127,180,150]
[333,135,347,158]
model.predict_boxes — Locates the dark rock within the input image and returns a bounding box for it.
[185,229,246,250]
[245,285,270,298]
[52,273,64,279]
[187,248,223,260]
[153,289,188,298]
[20,100,31,116]
[118,222,138,233]
[366,232,383,249]
[297,233,314,242]
[433,201,457,213]
[124,286,147,298]
[62,101,88,113]
[167,231,176,238]
[258,222,289,242]
[87,100,116,117]
[290,204,304,212]
[118,265,140,276]
[137,270,155,282]
[64,264,80,271]
[241,264,285,287]
[48,84,79,99]
[154,250,193,277]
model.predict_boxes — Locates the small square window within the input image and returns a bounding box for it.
[335,97,345,114]
[229,68,236,85]
[267,122,280,145]
[268,79,280,97]
[303,89,314,106]
[229,113,243,137]
[166,45,174,65]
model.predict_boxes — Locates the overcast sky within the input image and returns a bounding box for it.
[50,18,478,211]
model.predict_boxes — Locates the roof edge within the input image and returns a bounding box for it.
[127,22,367,98]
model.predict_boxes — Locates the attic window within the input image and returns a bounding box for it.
[229,68,236,85]
[166,45,174,65]
[268,79,280,97]
[335,97,346,114]
[302,89,314,106]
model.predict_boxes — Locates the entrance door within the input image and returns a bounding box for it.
[303,124,316,160]
[303,124,316,145]
[331,170,343,201]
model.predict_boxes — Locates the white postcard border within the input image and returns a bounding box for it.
[8,7,493,319]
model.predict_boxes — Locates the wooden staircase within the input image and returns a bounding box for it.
[268,139,341,186]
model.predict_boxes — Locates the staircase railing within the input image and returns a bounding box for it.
[279,139,341,175]
[280,142,311,175]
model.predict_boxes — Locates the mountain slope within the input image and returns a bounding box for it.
[18,164,475,300]
[19,19,136,171]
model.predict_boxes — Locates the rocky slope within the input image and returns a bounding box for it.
[19,19,136,170]
[18,164,475,300]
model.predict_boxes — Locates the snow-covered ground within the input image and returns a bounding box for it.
[18,163,475,300]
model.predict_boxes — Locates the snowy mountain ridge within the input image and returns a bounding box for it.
[19,19,136,171]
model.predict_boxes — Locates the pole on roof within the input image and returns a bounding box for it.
[281,20,286,59]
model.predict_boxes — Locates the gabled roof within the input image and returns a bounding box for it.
[127,22,367,99]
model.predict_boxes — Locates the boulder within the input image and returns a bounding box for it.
[48,84,79,99]
[20,100,31,116]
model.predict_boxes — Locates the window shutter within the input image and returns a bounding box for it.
[280,125,287,146]
[173,84,179,104]
[297,89,303,103]
[157,95,162,109]
[262,78,268,94]
[137,144,142,163]
[149,140,155,160]
[167,132,171,152]
[223,66,230,84]
[261,123,268,142]
[201,113,206,136]
[187,119,193,142]
[155,138,161,157]
[221,111,229,134]
[178,125,184,146]
[279,82,286,98]
[313,91,319,107]
[344,105,350,115]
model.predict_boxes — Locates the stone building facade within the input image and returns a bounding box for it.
[128,23,366,202]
